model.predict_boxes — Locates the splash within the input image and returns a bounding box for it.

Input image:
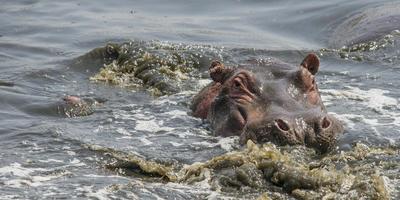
[86,140,398,199]
[87,41,229,95]
[321,30,400,63]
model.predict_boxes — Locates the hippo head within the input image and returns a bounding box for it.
[194,54,343,153]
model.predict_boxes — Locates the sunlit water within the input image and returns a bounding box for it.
[0,0,399,199]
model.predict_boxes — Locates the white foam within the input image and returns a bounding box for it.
[322,87,400,128]
[163,109,187,118]
[191,136,238,152]
[0,163,35,177]
[29,171,72,187]
[321,86,400,141]
[135,119,174,132]
[132,112,154,120]
[3,179,31,188]
[38,159,64,163]
[66,150,76,156]
[333,113,362,130]
[118,136,133,139]
[0,162,72,188]
[138,137,153,146]
[78,186,110,200]
[21,140,43,152]
[82,174,128,179]
[152,97,179,106]
[170,141,184,147]
[0,195,20,200]
[93,125,104,133]
[322,87,397,112]
[217,136,239,152]
[70,158,85,166]
[197,79,212,88]
[116,127,131,135]
[192,141,219,148]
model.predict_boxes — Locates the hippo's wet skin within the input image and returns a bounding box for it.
[325,2,400,63]
[83,41,227,96]
[58,95,104,117]
[191,54,344,153]
[330,2,400,48]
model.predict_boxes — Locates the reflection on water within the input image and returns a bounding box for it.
[0,0,399,199]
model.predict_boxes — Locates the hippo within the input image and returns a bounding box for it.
[329,2,400,48]
[191,54,344,153]
[78,41,227,96]
[20,95,104,118]
[57,95,104,117]
[326,2,400,63]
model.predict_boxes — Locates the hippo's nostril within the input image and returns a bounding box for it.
[321,117,331,129]
[275,119,290,132]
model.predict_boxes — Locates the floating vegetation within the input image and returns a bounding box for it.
[87,41,229,95]
[84,144,179,181]
[321,30,400,63]
[86,140,398,199]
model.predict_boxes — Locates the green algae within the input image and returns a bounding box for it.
[85,140,398,199]
[87,41,227,96]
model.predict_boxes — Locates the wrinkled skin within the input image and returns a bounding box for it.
[191,54,344,153]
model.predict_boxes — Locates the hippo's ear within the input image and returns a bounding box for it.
[209,60,232,83]
[301,53,320,75]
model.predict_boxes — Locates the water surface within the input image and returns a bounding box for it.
[0,0,399,199]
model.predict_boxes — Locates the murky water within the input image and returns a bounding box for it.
[0,0,399,199]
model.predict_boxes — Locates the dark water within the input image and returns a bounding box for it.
[1,0,399,199]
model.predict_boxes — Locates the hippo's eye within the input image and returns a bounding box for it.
[229,74,257,104]
[233,79,242,89]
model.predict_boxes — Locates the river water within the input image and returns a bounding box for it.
[0,0,399,199]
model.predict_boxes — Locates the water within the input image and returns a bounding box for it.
[0,0,399,199]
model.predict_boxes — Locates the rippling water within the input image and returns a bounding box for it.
[1,0,399,199]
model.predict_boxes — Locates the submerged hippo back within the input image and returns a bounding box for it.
[330,2,400,48]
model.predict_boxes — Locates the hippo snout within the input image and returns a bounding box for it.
[241,114,343,153]
[306,115,344,153]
